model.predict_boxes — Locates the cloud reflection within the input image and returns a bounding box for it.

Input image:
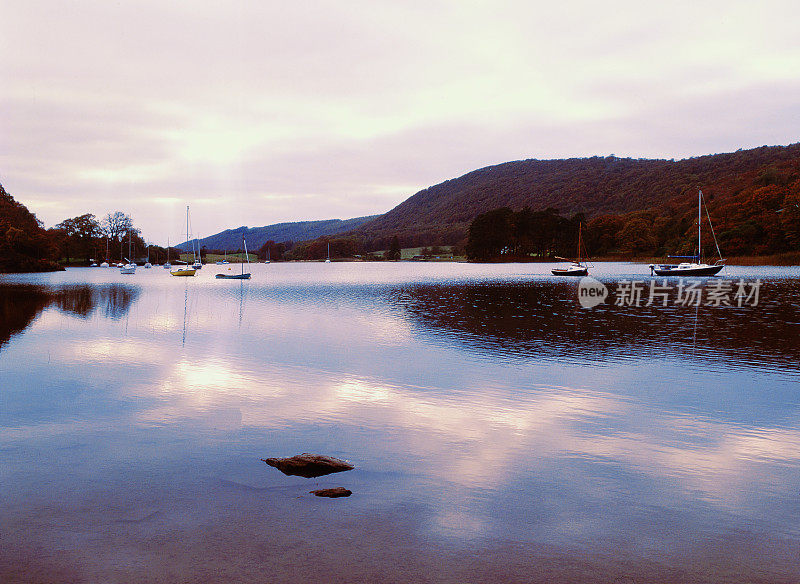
[3,271,800,550]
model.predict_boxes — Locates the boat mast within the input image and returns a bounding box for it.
[186,205,195,264]
[577,223,582,264]
[698,190,702,263]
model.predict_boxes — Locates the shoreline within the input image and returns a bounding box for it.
[14,252,800,273]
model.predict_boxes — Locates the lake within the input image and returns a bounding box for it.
[2,262,799,583]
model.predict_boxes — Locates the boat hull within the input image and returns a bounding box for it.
[552,267,588,276]
[215,273,251,279]
[170,268,196,277]
[651,264,724,277]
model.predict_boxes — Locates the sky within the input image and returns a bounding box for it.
[2,0,800,245]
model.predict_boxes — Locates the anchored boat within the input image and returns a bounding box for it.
[552,223,589,276]
[216,236,251,279]
[171,206,197,277]
[650,190,725,277]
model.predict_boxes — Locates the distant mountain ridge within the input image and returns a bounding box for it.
[351,143,800,248]
[177,215,379,251]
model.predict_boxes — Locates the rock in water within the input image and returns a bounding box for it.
[310,487,352,498]
[261,453,354,478]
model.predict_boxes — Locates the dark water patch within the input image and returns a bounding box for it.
[392,279,800,372]
[0,283,141,350]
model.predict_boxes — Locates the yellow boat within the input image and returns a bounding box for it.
[170,266,196,277]
[170,206,198,277]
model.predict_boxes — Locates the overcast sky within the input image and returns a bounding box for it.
[2,0,799,244]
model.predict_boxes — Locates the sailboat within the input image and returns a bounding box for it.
[216,236,251,279]
[264,247,270,264]
[144,244,152,268]
[100,236,110,267]
[325,242,331,263]
[171,207,197,277]
[649,190,725,277]
[552,223,589,276]
[216,249,229,265]
[163,237,172,269]
[192,235,203,269]
[120,230,136,274]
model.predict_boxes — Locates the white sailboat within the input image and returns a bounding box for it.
[650,190,725,276]
[120,230,136,274]
[171,207,197,277]
[100,236,110,267]
[325,242,331,263]
[552,223,589,276]
[144,244,152,268]
[192,230,203,270]
[163,237,172,269]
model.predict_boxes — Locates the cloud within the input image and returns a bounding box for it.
[1,0,799,241]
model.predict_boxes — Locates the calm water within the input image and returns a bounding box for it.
[2,262,800,583]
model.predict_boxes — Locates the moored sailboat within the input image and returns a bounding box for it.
[163,237,172,269]
[100,236,110,267]
[216,236,251,279]
[552,223,589,276]
[649,190,725,277]
[171,207,197,277]
[120,229,136,274]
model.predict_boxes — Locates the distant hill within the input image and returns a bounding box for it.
[351,143,800,249]
[177,215,379,251]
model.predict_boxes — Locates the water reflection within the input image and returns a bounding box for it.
[1,266,800,582]
[393,279,800,371]
[0,284,140,350]
[0,286,50,349]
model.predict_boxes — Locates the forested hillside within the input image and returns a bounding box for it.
[352,143,800,251]
[0,182,61,272]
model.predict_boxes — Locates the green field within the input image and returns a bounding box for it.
[179,253,256,263]
[367,246,461,260]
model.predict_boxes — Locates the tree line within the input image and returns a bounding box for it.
[466,162,800,261]
[1,182,185,272]
[466,207,585,261]
[49,211,177,265]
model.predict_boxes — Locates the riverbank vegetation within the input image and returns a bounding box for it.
[466,160,800,262]
[0,183,61,272]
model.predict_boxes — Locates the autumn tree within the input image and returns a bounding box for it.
[54,213,104,264]
[0,182,60,272]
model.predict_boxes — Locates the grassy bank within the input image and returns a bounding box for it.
[180,253,256,263]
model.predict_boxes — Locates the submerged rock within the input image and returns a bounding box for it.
[261,453,354,478]
[310,487,352,498]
